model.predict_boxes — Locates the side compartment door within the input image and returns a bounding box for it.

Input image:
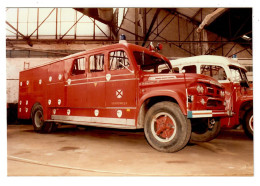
[105,50,137,127]
[47,61,65,119]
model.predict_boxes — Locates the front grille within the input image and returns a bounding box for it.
[207,100,222,107]
[207,87,214,94]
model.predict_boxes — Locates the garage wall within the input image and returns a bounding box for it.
[6,8,253,104]
[118,8,252,58]
[6,43,106,104]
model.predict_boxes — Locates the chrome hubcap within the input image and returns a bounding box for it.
[34,110,43,128]
[249,115,253,131]
[151,112,177,143]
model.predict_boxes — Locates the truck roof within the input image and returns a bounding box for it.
[170,55,247,71]
[21,42,169,72]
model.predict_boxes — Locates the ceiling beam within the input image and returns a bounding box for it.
[142,8,161,46]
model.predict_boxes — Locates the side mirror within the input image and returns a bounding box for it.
[240,80,249,88]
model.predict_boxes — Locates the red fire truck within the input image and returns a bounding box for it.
[170,55,253,138]
[18,38,228,152]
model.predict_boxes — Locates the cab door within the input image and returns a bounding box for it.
[66,56,88,108]
[105,50,137,125]
[86,53,106,108]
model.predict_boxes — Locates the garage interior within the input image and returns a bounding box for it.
[6,8,253,176]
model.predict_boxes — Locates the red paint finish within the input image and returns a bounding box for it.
[170,56,253,129]
[18,43,227,128]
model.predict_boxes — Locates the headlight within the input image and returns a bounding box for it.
[220,91,225,97]
[196,85,204,94]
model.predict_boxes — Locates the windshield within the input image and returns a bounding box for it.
[133,51,171,73]
[229,65,248,82]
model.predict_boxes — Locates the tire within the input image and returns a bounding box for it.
[189,118,221,143]
[31,104,56,133]
[242,109,253,139]
[144,101,191,153]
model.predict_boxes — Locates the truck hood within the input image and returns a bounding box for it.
[141,73,224,89]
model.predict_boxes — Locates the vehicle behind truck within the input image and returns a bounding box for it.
[170,55,253,138]
[18,39,228,152]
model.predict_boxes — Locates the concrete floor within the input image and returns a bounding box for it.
[7,123,253,176]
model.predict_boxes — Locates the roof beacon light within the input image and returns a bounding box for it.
[156,43,163,51]
[149,42,155,51]
[119,34,127,44]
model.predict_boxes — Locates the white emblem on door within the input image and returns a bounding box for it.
[67,79,71,85]
[106,74,111,81]
[58,74,62,80]
[25,108,28,113]
[48,99,51,105]
[117,110,122,118]
[94,109,99,116]
[116,89,123,99]
[49,76,52,82]
[39,79,42,84]
[26,80,29,85]
[58,99,61,105]
[67,109,71,115]
[53,109,56,115]
[26,100,28,105]
[20,82,22,86]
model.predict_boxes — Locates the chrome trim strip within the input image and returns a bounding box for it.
[47,119,138,129]
[51,115,135,126]
[65,78,137,86]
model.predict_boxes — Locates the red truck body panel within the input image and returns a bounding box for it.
[18,43,227,129]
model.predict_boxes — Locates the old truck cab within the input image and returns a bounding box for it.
[170,55,253,138]
[18,39,228,152]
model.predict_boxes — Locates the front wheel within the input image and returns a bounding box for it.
[144,101,191,153]
[242,109,253,139]
[189,118,221,143]
[31,104,56,133]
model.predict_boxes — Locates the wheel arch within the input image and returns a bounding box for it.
[239,100,253,123]
[30,102,42,119]
[137,95,184,128]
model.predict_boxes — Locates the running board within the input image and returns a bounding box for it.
[45,119,139,130]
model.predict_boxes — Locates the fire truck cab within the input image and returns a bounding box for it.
[18,41,228,152]
[170,55,253,138]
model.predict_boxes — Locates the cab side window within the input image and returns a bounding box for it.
[89,54,104,72]
[200,65,227,80]
[182,65,196,73]
[109,50,130,70]
[72,57,86,75]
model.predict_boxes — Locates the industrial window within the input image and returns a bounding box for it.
[71,57,86,75]
[182,65,197,73]
[89,54,104,72]
[109,50,130,70]
[200,65,227,80]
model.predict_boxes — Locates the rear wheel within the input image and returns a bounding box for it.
[144,101,191,153]
[189,118,221,143]
[242,109,253,139]
[31,104,56,133]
